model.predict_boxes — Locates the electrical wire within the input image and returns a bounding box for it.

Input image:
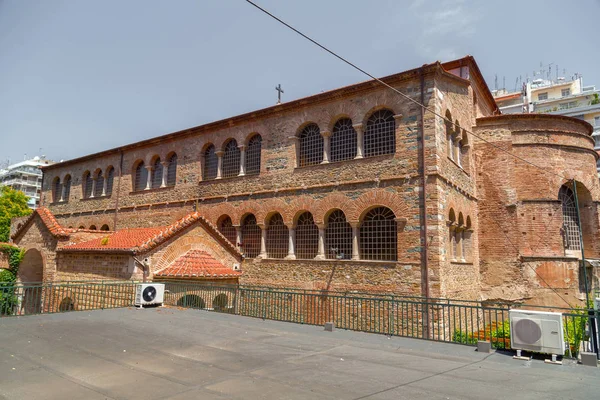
[244,0,571,182]
[245,0,579,308]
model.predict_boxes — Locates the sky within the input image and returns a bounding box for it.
[1,0,599,165]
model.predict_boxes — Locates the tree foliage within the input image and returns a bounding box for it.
[0,186,32,242]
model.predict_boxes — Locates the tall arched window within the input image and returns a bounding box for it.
[246,134,262,175]
[364,109,395,157]
[166,153,177,186]
[94,170,104,197]
[222,139,240,179]
[299,123,323,167]
[83,172,93,199]
[559,185,581,251]
[445,110,454,161]
[151,158,162,189]
[266,213,288,258]
[63,175,71,202]
[448,209,457,261]
[218,216,237,245]
[360,207,397,261]
[203,144,218,180]
[105,167,114,196]
[325,210,352,260]
[52,177,61,203]
[295,212,318,259]
[241,214,261,258]
[454,120,461,165]
[134,161,147,191]
[331,118,357,162]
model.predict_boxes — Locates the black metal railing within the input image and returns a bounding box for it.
[1,280,594,357]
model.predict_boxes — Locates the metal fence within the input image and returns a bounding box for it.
[1,280,595,357]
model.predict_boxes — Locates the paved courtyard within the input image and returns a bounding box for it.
[0,307,599,399]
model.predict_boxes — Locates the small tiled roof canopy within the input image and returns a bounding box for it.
[154,250,241,278]
[59,211,242,257]
[12,207,72,240]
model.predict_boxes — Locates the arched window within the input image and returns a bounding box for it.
[166,153,177,186]
[89,225,97,230]
[222,139,240,179]
[364,109,395,157]
[94,170,104,197]
[360,207,397,261]
[63,175,71,202]
[266,213,288,258]
[299,123,323,167]
[241,214,261,258]
[454,120,461,165]
[218,216,237,245]
[134,161,147,191]
[78,225,85,229]
[325,210,352,260]
[203,144,218,180]
[100,224,110,231]
[105,167,114,196]
[295,212,318,259]
[331,118,357,162]
[448,209,457,261]
[151,158,162,189]
[83,172,93,199]
[52,177,61,203]
[246,135,262,175]
[445,110,454,161]
[559,185,581,251]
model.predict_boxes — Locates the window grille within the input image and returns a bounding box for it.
[538,92,548,101]
[246,135,262,175]
[299,123,323,167]
[266,213,288,258]
[559,185,581,250]
[359,207,397,261]
[167,154,177,186]
[83,172,93,198]
[295,212,318,259]
[94,171,104,197]
[134,162,147,191]
[331,118,357,162]
[241,214,261,258]
[52,178,61,202]
[151,158,162,189]
[105,168,114,196]
[63,176,71,202]
[364,109,395,157]
[203,145,218,180]
[222,140,241,179]
[325,210,352,260]
[219,216,237,245]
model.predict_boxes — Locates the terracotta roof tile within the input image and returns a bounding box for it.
[61,227,163,252]
[154,250,241,278]
[12,207,70,240]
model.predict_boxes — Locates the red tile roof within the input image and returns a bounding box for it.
[154,250,241,278]
[59,211,241,258]
[61,227,163,252]
[12,207,71,240]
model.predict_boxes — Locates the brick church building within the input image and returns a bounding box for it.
[10,56,600,307]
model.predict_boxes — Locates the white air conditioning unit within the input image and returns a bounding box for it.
[509,309,565,355]
[135,283,165,307]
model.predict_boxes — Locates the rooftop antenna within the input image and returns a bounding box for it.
[514,77,519,93]
[24,153,27,161]
[494,74,498,90]
[503,76,506,90]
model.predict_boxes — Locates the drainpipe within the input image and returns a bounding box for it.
[420,67,430,339]
[113,150,124,230]
[420,67,429,299]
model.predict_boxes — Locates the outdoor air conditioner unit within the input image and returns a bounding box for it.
[509,309,565,356]
[135,283,165,307]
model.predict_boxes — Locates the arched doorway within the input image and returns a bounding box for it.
[18,249,44,314]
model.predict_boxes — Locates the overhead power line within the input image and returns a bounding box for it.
[244,0,570,182]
